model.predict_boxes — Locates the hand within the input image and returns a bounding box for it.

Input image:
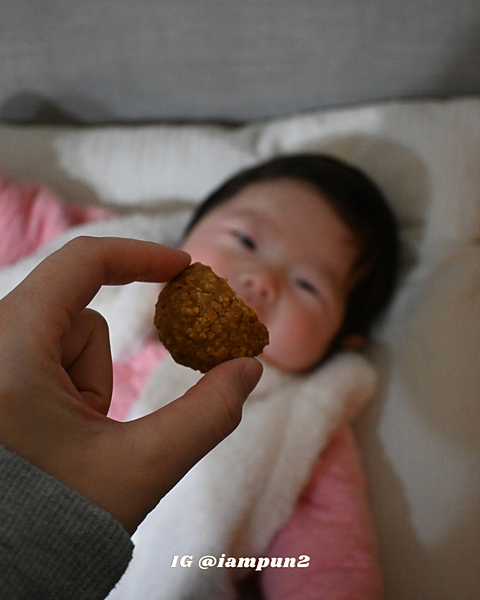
[0,236,262,534]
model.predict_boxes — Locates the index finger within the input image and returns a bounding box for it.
[10,236,191,320]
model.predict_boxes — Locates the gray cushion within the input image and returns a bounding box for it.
[1,0,480,123]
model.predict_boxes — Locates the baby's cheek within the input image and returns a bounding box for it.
[263,317,322,373]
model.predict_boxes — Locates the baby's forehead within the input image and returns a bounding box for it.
[215,180,330,217]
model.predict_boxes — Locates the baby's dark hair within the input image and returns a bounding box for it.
[184,153,399,347]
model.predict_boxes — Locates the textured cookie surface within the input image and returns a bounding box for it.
[154,262,269,372]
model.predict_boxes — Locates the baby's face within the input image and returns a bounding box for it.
[181,178,360,373]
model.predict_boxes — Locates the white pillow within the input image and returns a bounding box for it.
[1,96,480,599]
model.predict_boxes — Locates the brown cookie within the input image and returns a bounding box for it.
[154,262,269,372]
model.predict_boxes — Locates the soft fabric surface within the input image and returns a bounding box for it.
[1,96,480,598]
[261,425,383,600]
[110,354,376,600]
[2,0,480,123]
[0,444,133,600]
[0,171,110,267]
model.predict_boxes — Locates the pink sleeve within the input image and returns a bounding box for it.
[0,171,111,268]
[260,425,383,600]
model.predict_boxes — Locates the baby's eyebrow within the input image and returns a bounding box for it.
[226,208,273,234]
[228,208,264,221]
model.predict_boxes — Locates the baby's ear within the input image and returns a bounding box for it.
[340,333,365,351]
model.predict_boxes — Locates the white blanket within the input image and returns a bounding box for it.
[109,353,376,600]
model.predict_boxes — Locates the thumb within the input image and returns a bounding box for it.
[117,357,263,532]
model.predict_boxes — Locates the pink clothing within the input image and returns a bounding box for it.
[110,339,167,421]
[261,425,383,600]
[0,172,110,268]
[0,171,383,599]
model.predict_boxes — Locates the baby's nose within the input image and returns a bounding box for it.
[239,269,276,302]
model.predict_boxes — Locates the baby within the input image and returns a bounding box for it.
[108,153,399,599]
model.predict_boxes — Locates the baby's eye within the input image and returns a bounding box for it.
[234,231,256,250]
[296,278,318,295]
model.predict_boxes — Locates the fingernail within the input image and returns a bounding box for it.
[241,358,263,396]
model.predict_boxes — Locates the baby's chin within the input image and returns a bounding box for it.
[259,347,318,375]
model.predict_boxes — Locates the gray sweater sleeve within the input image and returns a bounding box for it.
[0,444,134,600]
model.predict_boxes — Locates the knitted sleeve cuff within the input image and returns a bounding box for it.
[0,444,133,600]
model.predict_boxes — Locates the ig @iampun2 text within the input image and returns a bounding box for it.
[170,554,310,571]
